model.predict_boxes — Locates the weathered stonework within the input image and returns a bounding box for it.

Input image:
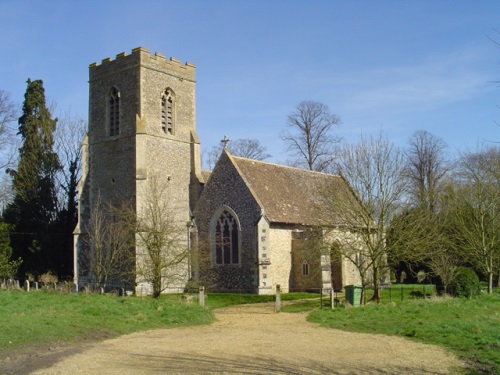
[268,228,293,293]
[194,151,262,292]
[325,229,365,288]
[75,47,367,296]
[194,151,354,295]
[74,48,202,294]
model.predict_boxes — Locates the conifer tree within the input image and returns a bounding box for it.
[3,79,60,278]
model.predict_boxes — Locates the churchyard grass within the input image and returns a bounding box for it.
[0,289,213,353]
[376,283,437,303]
[308,289,500,374]
[200,291,318,309]
[0,290,318,354]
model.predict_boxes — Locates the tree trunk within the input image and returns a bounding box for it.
[370,265,381,303]
[488,271,493,294]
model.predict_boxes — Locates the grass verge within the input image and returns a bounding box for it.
[0,290,318,354]
[200,291,318,309]
[308,289,500,374]
[0,289,213,353]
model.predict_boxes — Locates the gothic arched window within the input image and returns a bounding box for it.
[212,208,240,265]
[109,87,120,136]
[161,89,174,134]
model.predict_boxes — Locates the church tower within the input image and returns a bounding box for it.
[74,47,202,293]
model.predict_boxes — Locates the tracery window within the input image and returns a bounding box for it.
[213,209,240,265]
[161,89,174,134]
[109,87,120,136]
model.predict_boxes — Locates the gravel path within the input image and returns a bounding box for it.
[6,303,464,374]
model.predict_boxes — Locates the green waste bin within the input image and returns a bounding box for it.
[345,285,362,306]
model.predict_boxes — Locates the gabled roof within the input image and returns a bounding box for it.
[228,152,353,226]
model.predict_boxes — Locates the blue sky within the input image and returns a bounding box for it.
[1,0,499,165]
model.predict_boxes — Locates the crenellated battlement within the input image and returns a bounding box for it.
[89,47,195,74]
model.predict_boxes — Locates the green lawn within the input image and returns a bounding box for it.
[0,290,213,352]
[308,289,500,374]
[0,289,317,353]
[2,288,498,374]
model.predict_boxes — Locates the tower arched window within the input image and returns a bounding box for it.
[161,89,174,134]
[109,87,120,136]
[211,208,240,265]
[302,260,310,277]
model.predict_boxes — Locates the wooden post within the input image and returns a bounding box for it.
[275,284,281,312]
[199,286,205,307]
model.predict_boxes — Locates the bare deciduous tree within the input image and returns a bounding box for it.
[427,247,460,294]
[388,131,452,287]
[133,176,189,298]
[388,205,460,293]
[82,194,134,291]
[0,90,19,208]
[0,90,18,165]
[452,146,500,294]
[54,111,86,217]
[204,138,271,170]
[282,101,341,172]
[405,130,449,213]
[326,132,406,302]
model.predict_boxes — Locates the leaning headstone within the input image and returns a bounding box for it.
[34,281,39,291]
[15,280,20,289]
[100,287,104,294]
[24,280,30,292]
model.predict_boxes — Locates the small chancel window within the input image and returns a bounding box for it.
[109,87,120,136]
[161,89,174,134]
[302,260,310,277]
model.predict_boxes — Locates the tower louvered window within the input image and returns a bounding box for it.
[109,87,120,136]
[214,210,239,265]
[161,89,174,134]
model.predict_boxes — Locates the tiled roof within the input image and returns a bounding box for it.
[230,154,353,226]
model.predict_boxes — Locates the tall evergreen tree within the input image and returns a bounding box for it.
[3,79,60,278]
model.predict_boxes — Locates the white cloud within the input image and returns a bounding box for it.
[331,47,495,114]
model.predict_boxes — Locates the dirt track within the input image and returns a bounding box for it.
[3,303,464,374]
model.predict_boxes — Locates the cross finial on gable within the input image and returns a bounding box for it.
[221,135,230,149]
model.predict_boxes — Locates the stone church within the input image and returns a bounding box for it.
[73,47,362,295]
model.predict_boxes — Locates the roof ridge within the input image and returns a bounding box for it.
[231,155,341,178]
[224,150,267,215]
